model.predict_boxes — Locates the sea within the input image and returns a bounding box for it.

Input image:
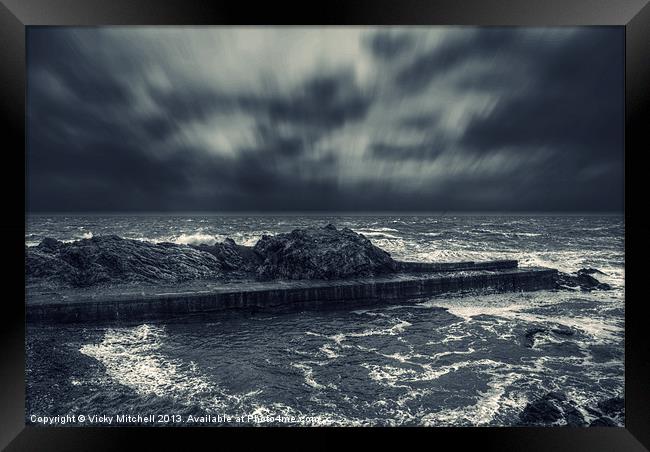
[25,213,625,426]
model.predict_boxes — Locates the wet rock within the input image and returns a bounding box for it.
[26,235,227,287]
[519,392,565,424]
[589,416,618,427]
[190,238,259,272]
[39,237,64,251]
[583,397,624,426]
[597,397,624,417]
[564,405,587,426]
[555,268,611,291]
[580,267,606,275]
[26,245,77,280]
[518,392,586,426]
[26,225,402,287]
[552,326,576,336]
[522,327,547,348]
[253,224,398,280]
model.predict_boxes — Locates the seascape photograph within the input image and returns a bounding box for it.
[25,26,624,427]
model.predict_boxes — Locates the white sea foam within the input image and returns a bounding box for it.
[230,233,264,247]
[291,363,326,389]
[340,319,412,342]
[418,290,624,344]
[55,231,95,244]
[421,371,527,426]
[354,227,399,233]
[79,324,258,411]
[170,233,219,245]
[320,344,341,359]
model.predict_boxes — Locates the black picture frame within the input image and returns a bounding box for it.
[1,0,647,449]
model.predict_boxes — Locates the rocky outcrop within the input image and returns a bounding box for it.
[189,238,260,273]
[26,235,228,288]
[597,396,624,415]
[26,224,400,288]
[555,268,612,291]
[253,224,398,280]
[518,392,624,427]
[518,392,586,426]
[588,396,625,426]
[521,327,547,348]
[520,325,576,348]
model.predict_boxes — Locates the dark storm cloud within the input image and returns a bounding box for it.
[394,28,527,94]
[366,31,416,59]
[459,28,623,156]
[371,27,624,211]
[371,138,448,161]
[399,113,441,131]
[27,27,624,212]
[127,69,371,151]
[452,28,624,211]
[266,72,372,129]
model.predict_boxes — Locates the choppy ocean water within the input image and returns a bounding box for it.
[25,214,624,426]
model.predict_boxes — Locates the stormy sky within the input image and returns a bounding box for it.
[27,27,624,212]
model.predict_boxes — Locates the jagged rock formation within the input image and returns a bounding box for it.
[520,325,576,348]
[518,391,586,426]
[521,327,547,348]
[190,238,260,272]
[26,235,226,288]
[555,268,612,291]
[588,397,625,426]
[26,224,399,288]
[518,392,624,427]
[253,224,398,280]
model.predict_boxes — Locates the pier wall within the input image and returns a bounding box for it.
[27,267,558,323]
[396,259,518,273]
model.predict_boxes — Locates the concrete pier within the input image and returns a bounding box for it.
[396,259,518,272]
[26,264,558,323]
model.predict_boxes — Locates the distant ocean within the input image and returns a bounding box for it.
[26,214,624,426]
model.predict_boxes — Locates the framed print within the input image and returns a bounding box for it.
[1,0,648,450]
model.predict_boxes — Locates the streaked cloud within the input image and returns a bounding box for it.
[27,26,623,212]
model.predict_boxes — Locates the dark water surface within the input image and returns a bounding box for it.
[26,214,624,426]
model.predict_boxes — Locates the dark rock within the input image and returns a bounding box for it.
[597,397,624,416]
[576,269,612,290]
[522,327,547,348]
[552,326,576,336]
[518,392,586,426]
[589,416,618,427]
[564,405,587,426]
[585,406,603,417]
[26,225,402,287]
[555,268,611,291]
[519,393,564,424]
[545,391,568,402]
[190,238,259,272]
[581,396,625,427]
[580,267,606,275]
[253,224,398,280]
[39,237,64,251]
[27,235,227,288]
[26,246,77,280]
